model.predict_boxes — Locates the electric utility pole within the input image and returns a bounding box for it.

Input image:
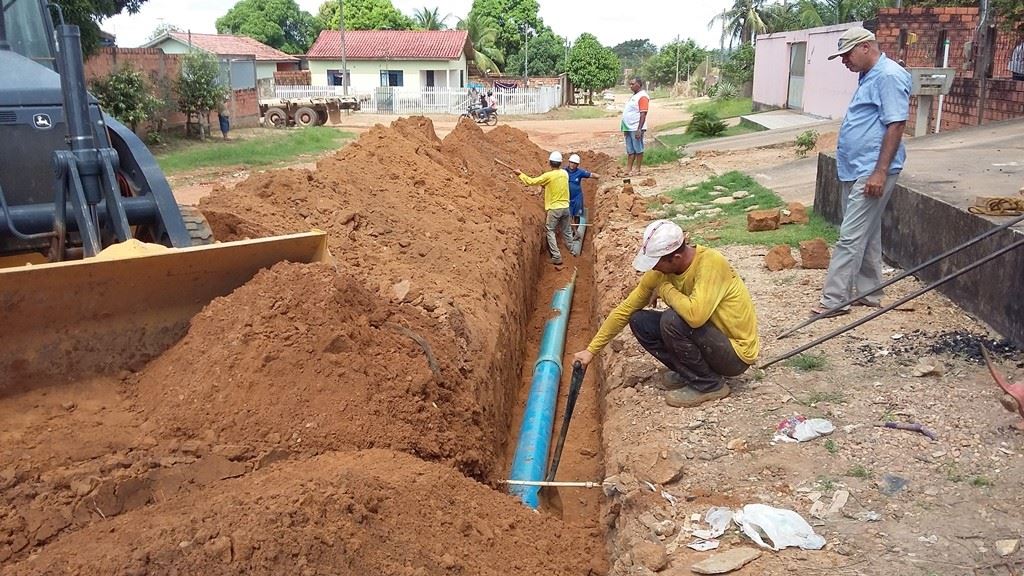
[674,35,680,85]
[339,0,349,96]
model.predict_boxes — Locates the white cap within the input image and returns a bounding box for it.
[632,220,685,272]
[549,151,563,163]
[568,153,581,164]
[828,27,876,60]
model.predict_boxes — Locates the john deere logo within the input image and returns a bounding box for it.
[33,114,52,129]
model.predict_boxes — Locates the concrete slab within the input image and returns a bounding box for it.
[685,119,840,153]
[740,109,831,130]
[814,118,1024,346]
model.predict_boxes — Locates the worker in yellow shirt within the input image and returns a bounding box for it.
[515,151,577,265]
[573,220,759,407]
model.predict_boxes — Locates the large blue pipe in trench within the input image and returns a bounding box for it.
[508,270,577,508]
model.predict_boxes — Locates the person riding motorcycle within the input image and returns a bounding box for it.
[478,90,497,120]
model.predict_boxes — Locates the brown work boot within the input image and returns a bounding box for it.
[656,371,689,391]
[665,384,731,408]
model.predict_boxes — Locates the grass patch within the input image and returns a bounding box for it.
[648,88,671,99]
[824,439,838,454]
[815,476,837,492]
[658,124,761,149]
[652,119,689,133]
[620,146,682,168]
[688,97,753,119]
[785,353,828,372]
[943,462,963,483]
[970,476,993,487]
[845,464,873,479]
[806,390,846,406]
[155,126,353,174]
[655,172,839,248]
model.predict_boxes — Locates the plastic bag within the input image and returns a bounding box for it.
[774,415,834,443]
[733,504,826,551]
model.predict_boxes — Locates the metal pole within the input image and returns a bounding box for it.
[524,27,530,86]
[761,238,1024,369]
[976,0,992,125]
[935,38,950,133]
[339,0,349,96]
[776,212,1024,339]
[674,35,680,85]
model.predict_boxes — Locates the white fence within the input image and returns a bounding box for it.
[274,85,563,116]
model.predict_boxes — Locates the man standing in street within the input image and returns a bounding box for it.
[621,77,649,177]
[811,27,911,317]
[572,220,759,408]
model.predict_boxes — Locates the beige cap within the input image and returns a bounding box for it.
[828,27,876,60]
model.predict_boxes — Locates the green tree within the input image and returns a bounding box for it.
[566,33,620,103]
[217,0,322,54]
[506,30,567,76]
[91,66,161,132]
[147,22,182,42]
[721,43,755,84]
[176,51,228,140]
[639,39,706,87]
[611,39,658,73]
[53,0,148,54]
[317,0,414,30]
[457,11,504,74]
[412,6,449,30]
[466,0,545,63]
[709,0,768,47]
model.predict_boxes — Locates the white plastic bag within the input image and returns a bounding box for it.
[733,504,826,551]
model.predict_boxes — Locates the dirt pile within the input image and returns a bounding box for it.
[144,117,558,479]
[7,450,599,576]
[133,261,496,474]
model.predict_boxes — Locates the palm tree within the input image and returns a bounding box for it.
[795,0,893,28]
[709,0,769,47]
[457,13,504,75]
[761,1,800,33]
[413,6,450,30]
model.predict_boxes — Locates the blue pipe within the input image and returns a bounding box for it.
[575,208,588,249]
[509,271,577,508]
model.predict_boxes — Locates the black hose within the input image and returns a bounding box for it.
[0,182,56,241]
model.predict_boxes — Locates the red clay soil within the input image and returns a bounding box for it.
[7,450,599,576]
[1,117,610,573]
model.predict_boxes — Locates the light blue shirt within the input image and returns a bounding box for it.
[836,53,912,182]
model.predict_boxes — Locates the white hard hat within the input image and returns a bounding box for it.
[568,154,581,164]
[632,220,686,272]
[549,151,563,163]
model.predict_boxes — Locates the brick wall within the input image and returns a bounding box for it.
[274,70,311,85]
[876,8,1024,133]
[84,48,261,135]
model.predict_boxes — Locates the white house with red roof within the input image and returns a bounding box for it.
[143,31,300,85]
[306,30,472,92]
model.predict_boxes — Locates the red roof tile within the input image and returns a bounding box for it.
[163,32,298,62]
[307,30,470,61]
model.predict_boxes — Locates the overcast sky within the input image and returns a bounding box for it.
[106,0,734,50]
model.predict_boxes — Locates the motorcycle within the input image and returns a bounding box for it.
[461,104,498,126]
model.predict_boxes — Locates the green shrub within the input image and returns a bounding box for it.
[795,129,819,157]
[91,66,162,133]
[687,110,727,137]
[714,82,738,101]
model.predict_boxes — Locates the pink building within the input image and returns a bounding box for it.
[752,23,862,119]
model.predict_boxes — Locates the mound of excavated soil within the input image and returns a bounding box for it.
[133,261,496,474]
[7,449,600,576]
[134,118,558,480]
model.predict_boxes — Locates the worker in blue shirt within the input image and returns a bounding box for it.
[566,153,600,241]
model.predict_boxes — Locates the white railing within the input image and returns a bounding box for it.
[273,85,563,116]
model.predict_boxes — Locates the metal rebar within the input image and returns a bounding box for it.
[760,237,1024,369]
[776,212,1024,340]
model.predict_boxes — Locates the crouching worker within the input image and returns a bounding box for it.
[572,220,759,407]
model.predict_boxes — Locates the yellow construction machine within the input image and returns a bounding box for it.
[0,0,328,384]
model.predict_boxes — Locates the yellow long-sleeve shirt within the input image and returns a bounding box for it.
[519,169,570,211]
[586,245,760,363]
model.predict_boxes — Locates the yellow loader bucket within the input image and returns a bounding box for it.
[0,231,330,389]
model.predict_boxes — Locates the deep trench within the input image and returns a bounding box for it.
[499,179,607,556]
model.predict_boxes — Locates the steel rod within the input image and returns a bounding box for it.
[761,237,1024,369]
[776,212,1024,340]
